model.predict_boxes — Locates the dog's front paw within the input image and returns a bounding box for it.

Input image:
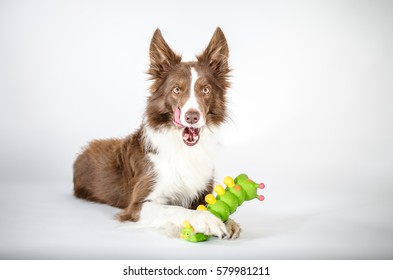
[188,211,229,239]
[225,218,242,239]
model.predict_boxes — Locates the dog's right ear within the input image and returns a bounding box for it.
[148,29,181,79]
[197,27,230,85]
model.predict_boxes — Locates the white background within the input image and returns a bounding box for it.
[0,0,392,259]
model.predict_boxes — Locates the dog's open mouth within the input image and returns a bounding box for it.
[182,127,200,146]
[173,107,201,146]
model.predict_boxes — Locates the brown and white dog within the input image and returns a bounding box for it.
[73,28,240,239]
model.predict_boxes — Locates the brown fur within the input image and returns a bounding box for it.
[73,127,155,221]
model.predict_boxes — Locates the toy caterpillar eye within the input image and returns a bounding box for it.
[173,87,181,94]
[202,87,210,95]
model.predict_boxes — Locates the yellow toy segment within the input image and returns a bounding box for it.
[183,221,192,229]
[197,205,207,211]
[224,176,235,188]
[205,194,216,205]
[214,185,225,196]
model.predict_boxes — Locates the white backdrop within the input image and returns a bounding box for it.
[1,0,392,259]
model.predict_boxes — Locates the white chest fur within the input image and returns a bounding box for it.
[143,125,218,207]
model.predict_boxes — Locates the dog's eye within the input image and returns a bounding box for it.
[173,87,181,94]
[202,87,210,95]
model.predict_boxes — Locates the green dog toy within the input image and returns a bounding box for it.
[180,173,265,242]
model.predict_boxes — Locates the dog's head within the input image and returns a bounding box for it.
[146,28,230,146]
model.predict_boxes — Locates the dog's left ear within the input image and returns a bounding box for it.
[197,27,230,78]
[149,29,181,74]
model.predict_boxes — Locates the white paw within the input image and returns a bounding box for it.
[226,219,242,239]
[188,211,229,238]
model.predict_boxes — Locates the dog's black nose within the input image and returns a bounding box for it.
[185,110,200,125]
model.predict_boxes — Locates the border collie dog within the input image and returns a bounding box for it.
[73,28,240,239]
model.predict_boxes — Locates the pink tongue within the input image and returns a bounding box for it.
[173,107,183,128]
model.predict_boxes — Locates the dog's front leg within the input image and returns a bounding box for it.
[137,201,229,238]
